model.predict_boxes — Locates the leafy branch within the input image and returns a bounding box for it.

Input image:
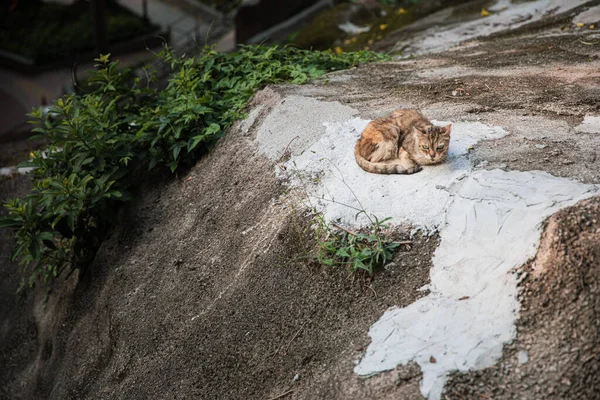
[0,44,388,296]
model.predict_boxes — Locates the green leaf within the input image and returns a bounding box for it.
[38,231,54,241]
[17,160,35,168]
[0,217,22,228]
[51,214,64,229]
[352,259,367,272]
[335,248,350,258]
[172,145,181,161]
[187,134,206,152]
[29,239,41,261]
[205,123,220,136]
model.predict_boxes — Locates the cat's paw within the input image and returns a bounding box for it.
[406,165,423,174]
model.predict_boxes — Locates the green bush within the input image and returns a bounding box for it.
[0,45,388,296]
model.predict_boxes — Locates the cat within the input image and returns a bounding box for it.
[354,109,451,174]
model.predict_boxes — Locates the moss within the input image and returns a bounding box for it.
[291,3,419,53]
[448,0,497,20]
[291,3,353,50]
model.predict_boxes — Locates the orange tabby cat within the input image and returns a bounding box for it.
[354,109,451,174]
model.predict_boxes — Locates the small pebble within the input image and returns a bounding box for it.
[518,350,529,364]
[384,262,397,271]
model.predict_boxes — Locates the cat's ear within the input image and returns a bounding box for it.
[414,126,426,135]
[443,124,452,135]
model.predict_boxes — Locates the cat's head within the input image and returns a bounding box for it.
[412,124,452,165]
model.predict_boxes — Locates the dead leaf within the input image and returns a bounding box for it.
[430,355,436,363]
[459,296,470,300]
[481,8,489,17]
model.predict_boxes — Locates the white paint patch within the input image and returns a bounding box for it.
[395,0,586,55]
[239,104,264,134]
[256,95,358,161]
[575,115,600,133]
[355,170,597,399]
[281,118,507,231]
[253,95,599,399]
[573,4,600,24]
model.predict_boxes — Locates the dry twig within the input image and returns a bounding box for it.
[277,135,300,164]
[267,389,294,400]
[332,222,359,236]
[367,284,377,298]
[284,320,309,355]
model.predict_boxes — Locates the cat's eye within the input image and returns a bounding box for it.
[437,144,444,150]
[422,145,429,150]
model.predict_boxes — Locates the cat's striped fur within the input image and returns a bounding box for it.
[354,109,451,174]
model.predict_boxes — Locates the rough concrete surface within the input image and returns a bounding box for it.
[1,1,600,399]
[258,92,597,400]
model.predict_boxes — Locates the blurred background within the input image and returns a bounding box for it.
[0,0,471,168]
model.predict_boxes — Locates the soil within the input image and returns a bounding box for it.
[1,1,600,399]
[0,122,438,399]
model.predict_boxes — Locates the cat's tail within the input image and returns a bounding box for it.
[354,144,421,174]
